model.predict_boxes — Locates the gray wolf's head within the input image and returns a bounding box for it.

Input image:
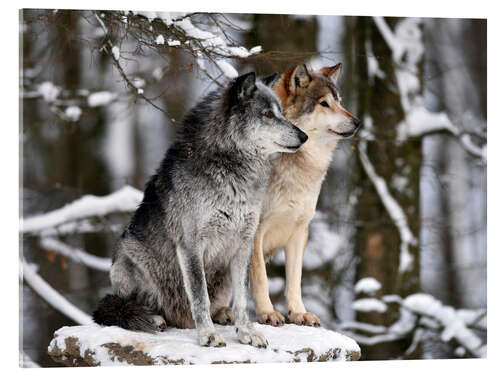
[267,63,361,144]
[226,72,308,155]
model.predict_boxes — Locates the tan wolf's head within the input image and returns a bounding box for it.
[267,63,360,143]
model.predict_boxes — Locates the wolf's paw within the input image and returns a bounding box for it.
[257,311,285,326]
[212,306,235,325]
[198,329,226,347]
[150,315,167,332]
[287,311,320,327]
[236,325,268,348]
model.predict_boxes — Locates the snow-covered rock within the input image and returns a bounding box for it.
[48,323,360,366]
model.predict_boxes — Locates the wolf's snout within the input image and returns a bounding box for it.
[353,118,361,129]
[297,129,308,144]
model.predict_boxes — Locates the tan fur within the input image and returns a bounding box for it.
[250,64,359,327]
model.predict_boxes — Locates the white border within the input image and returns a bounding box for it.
[3,1,496,374]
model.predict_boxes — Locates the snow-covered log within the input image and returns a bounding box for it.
[48,324,360,366]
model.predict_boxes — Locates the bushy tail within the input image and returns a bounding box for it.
[92,294,157,333]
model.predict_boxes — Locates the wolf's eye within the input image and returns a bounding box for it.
[320,101,329,108]
[264,110,273,118]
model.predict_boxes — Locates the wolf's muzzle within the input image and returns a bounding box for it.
[297,129,308,144]
[353,118,361,130]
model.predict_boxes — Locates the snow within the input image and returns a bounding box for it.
[354,277,381,296]
[49,323,360,365]
[396,105,455,141]
[38,81,60,102]
[64,106,82,121]
[267,277,284,295]
[249,46,262,54]
[301,212,345,270]
[111,46,120,60]
[167,39,181,46]
[87,91,116,107]
[365,39,386,81]
[455,346,466,357]
[137,88,144,95]
[270,212,344,269]
[155,35,165,45]
[373,17,486,163]
[352,298,387,313]
[21,185,143,234]
[402,293,486,357]
[391,175,408,193]
[21,258,93,325]
[20,351,40,368]
[342,292,486,356]
[173,17,261,59]
[175,18,215,40]
[215,60,238,79]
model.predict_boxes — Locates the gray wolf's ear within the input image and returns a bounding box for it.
[261,72,279,87]
[289,64,311,94]
[235,72,256,99]
[321,63,342,83]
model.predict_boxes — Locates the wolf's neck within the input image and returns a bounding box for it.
[278,138,337,182]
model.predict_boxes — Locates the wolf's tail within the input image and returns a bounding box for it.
[92,294,158,333]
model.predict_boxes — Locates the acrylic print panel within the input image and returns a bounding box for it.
[19,8,486,367]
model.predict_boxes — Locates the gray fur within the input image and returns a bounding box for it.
[94,72,307,347]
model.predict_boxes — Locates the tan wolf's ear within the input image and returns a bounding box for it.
[288,64,311,94]
[321,63,342,83]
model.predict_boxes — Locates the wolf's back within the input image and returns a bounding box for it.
[92,294,157,333]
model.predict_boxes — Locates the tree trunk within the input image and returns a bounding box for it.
[346,16,422,360]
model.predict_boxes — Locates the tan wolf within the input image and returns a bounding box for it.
[250,63,360,327]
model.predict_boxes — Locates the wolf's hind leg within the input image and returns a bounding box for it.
[210,271,234,325]
[285,225,320,327]
[250,230,285,326]
[150,315,167,331]
[212,306,234,325]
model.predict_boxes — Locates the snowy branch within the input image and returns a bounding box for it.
[341,286,487,358]
[98,11,262,84]
[39,237,112,272]
[21,185,143,234]
[21,81,119,122]
[21,258,93,325]
[358,140,417,274]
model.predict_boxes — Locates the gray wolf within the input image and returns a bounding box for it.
[93,72,308,348]
[250,63,360,327]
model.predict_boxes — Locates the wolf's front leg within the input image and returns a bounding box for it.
[231,243,268,348]
[176,246,226,347]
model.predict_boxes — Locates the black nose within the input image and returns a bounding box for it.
[353,118,361,128]
[298,130,308,144]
